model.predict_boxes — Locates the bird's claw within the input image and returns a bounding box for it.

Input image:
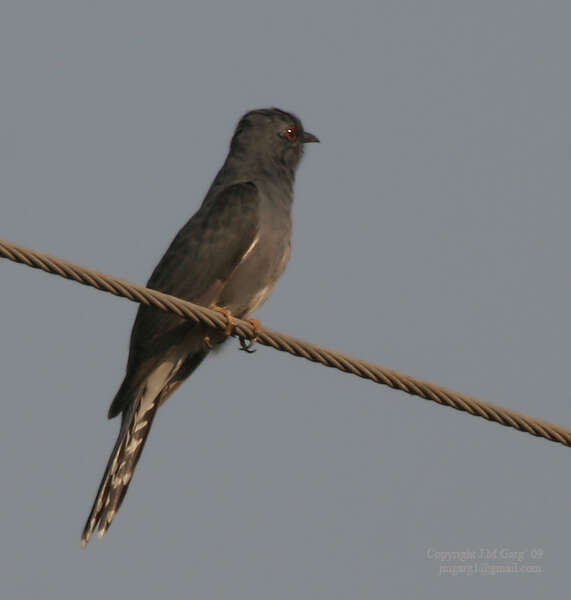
[239,318,262,354]
[239,336,257,353]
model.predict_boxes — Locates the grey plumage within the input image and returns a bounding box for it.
[81,108,318,546]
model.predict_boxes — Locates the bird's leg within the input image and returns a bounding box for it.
[239,318,262,354]
[210,305,237,336]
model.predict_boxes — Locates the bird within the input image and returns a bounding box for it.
[81,108,319,546]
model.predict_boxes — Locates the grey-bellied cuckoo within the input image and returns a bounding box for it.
[81,108,319,546]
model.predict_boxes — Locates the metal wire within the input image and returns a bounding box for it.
[2,237,571,448]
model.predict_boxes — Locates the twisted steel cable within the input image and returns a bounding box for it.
[2,237,571,448]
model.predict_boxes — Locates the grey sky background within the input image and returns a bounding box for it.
[1,1,570,597]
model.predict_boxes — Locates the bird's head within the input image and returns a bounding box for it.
[229,108,319,176]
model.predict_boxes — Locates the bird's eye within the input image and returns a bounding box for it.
[285,127,297,141]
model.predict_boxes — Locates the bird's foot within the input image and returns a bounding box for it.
[202,335,214,350]
[211,305,237,336]
[239,318,262,354]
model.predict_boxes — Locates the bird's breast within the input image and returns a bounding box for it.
[218,202,292,317]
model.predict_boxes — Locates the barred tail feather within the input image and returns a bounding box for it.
[82,348,205,546]
[81,385,160,547]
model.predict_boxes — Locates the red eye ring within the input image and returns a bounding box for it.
[285,127,297,141]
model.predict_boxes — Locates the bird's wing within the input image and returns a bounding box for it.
[146,180,261,301]
[117,181,261,404]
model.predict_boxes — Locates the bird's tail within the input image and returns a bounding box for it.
[81,380,163,547]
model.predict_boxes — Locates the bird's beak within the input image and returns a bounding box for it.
[302,131,320,143]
